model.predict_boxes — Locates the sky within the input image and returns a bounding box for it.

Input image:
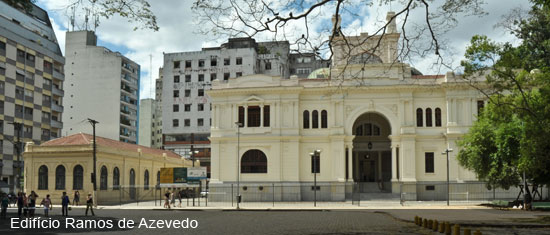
[36,0,530,100]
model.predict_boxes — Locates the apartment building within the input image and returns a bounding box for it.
[64,30,140,144]
[289,53,331,78]
[138,98,162,148]
[162,38,293,175]
[0,0,65,192]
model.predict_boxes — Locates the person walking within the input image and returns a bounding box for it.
[177,189,182,207]
[61,192,70,217]
[28,191,38,218]
[40,195,52,217]
[73,191,80,206]
[1,194,8,219]
[164,190,170,209]
[85,193,94,216]
[170,191,175,207]
[16,192,23,217]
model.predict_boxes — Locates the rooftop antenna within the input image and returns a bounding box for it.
[70,6,75,31]
[84,8,89,30]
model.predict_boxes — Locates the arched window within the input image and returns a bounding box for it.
[144,170,150,190]
[416,108,423,127]
[426,108,433,127]
[73,165,83,190]
[55,165,65,190]
[241,149,268,173]
[321,110,328,128]
[435,108,442,127]
[113,167,120,190]
[38,165,48,190]
[100,166,108,190]
[129,169,135,187]
[303,110,310,129]
[312,110,319,128]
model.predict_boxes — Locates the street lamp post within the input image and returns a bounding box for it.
[441,148,453,206]
[87,118,99,207]
[235,122,243,210]
[310,149,321,207]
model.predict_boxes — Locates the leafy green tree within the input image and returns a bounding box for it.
[458,0,550,197]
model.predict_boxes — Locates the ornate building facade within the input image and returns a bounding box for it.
[207,13,486,200]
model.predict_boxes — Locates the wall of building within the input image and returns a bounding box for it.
[64,31,140,143]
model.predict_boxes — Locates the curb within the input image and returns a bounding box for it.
[374,211,550,229]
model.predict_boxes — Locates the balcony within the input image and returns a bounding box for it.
[51,103,63,113]
[52,69,64,81]
[52,86,64,97]
[51,120,63,129]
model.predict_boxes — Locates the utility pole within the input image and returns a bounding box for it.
[8,122,22,192]
[87,118,99,205]
[442,148,453,206]
[191,133,195,167]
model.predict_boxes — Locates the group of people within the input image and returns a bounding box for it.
[0,190,96,218]
[163,188,196,209]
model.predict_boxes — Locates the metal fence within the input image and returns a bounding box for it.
[399,182,548,203]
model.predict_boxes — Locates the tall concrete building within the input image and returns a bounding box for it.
[138,98,162,148]
[162,38,296,175]
[0,0,65,192]
[289,53,331,78]
[64,31,140,144]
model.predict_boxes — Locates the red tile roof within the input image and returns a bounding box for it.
[41,133,182,159]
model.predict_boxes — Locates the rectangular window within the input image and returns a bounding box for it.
[173,90,179,98]
[224,58,230,66]
[238,106,244,125]
[185,75,191,82]
[174,61,180,68]
[210,73,216,81]
[174,75,180,83]
[24,107,33,115]
[477,100,485,115]
[198,104,204,111]
[185,104,191,112]
[210,58,217,67]
[172,119,179,127]
[185,89,190,97]
[16,49,25,62]
[426,185,435,191]
[311,155,320,173]
[198,118,204,126]
[173,104,179,112]
[297,68,311,75]
[236,57,242,65]
[198,74,204,82]
[198,89,204,96]
[265,61,271,70]
[224,73,230,80]
[198,60,205,67]
[247,106,261,127]
[43,61,53,74]
[184,119,190,127]
[425,152,434,173]
[185,60,192,68]
[263,105,270,127]
[43,78,52,85]
[236,72,242,77]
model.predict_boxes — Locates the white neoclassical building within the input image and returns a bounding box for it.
[207,13,487,201]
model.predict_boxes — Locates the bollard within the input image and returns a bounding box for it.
[464,228,471,235]
[439,222,445,233]
[423,219,428,228]
[418,217,423,226]
[433,220,439,232]
[445,222,451,235]
[453,224,460,235]
[414,216,418,225]
[473,230,482,235]
[428,219,433,229]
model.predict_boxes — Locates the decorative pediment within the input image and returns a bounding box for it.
[241,95,265,103]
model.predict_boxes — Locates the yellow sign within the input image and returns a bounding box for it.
[160,168,173,184]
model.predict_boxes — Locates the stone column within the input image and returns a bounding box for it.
[391,145,397,181]
[260,104,264,127]
[378,151,382,180]
[347,145,353,182]
[244,105,248,127]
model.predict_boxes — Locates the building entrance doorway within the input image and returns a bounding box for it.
[352,112,392,193]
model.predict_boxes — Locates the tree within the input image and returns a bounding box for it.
[9,0,159,31]
[191,0,486,72]
[458,0,550,201]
